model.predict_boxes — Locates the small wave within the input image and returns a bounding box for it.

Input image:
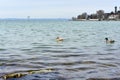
[98,63,117,67]
[87,77,120,80]
[38,60,97,67]
[66,67,95,71]
[0,49,6,51]
[33,46,52,49]
[42,50,70,53]
[99,58,116,60]
[52,54,89,58]
[20,49,32,51]
[105,48,118,51]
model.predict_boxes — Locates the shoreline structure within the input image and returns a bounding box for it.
[72,6,120,21]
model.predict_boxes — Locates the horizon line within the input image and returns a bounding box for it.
[0,18,70,20]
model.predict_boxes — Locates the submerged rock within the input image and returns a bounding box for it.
[87,78,120,80]
[1,69,66,80]
[28,69,52,74]
[2,73,27,80]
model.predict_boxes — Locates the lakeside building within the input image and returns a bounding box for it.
[72,6,120,21]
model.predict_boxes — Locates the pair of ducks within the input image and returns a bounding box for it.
[56,37,115,44]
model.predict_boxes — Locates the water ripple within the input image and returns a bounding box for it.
[0,20,120,80]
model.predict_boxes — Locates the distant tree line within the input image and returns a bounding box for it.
[73,9,120,21]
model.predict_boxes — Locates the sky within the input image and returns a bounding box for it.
[0,0,120,18]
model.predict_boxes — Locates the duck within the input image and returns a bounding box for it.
[56,37,63,41]
[105,37,115,43]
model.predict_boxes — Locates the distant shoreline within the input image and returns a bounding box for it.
[71,19,120,21]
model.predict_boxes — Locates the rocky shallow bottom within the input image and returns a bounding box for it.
[1,69,120,80]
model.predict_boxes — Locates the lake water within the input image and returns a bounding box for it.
[0,19,120,80]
